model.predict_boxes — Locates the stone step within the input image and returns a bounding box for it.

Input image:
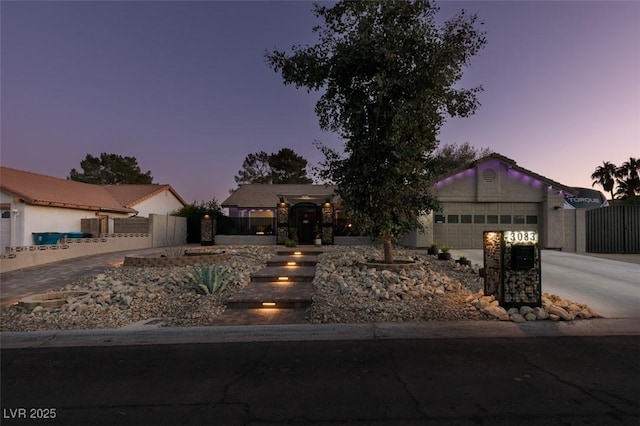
[267,255,318,267]
[225,281,313,309]
[213,308,308,325]
[250,266,316,282]
[276,250,323,256]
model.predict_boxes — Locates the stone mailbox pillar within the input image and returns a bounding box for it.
[483,230,541,309]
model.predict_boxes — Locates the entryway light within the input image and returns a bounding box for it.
[262,302,276,307]
[286,261,297,266]
[278,276,289,281]
[293,251,302,255]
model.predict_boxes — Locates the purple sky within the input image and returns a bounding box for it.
[2,1,638,205]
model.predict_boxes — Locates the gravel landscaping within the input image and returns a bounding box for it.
[0,245,599,332]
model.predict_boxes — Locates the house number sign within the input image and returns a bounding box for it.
[503,231,538,244]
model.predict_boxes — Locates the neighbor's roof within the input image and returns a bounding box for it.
[223,184,338,209]
[105,184,187,208]
[437,153,579,195]
[0,166,185,213]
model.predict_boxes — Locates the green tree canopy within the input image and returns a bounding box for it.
[172,199,221,217]
[234,148,313,187]
[267,0,486,262]
[429,142,492,177]
[68,153,153,185]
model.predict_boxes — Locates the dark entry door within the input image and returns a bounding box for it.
[290,203,320,244]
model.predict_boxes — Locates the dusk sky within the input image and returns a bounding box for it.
[2,0,638,206]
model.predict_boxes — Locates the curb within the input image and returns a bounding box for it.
[2,318,638,349]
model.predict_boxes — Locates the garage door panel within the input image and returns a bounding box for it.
[434,203,540,249]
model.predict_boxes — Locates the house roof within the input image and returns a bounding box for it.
[0,166,186,213]
[104,184,187,208]
[223,184,338,209]
[436,153,579,195]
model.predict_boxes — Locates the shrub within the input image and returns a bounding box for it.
[284,238,297,248]
[190,263,232,295]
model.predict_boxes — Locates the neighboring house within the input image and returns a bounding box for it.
[0,166,187,249]
[222,153,585,251]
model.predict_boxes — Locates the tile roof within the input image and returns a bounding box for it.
[104,184,187,207]
[0,166,185,213]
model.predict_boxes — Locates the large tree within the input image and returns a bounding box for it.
[614,157,640,200]
[68,153,153,184]
[267,0,486,262]
[234,148,313,186]
[429,142,492,177]
[591,161,617,200]
[591,158,639,201]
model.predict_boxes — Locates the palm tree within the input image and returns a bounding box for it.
[591,161,618,200]
[614,157,640,200]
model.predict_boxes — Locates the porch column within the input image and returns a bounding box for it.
[276,200,290,244]
[321,201,334,245]
[201,213,215,246]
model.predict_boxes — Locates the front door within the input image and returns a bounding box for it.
[290,203,319,244]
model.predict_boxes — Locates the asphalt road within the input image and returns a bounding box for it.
[451,249,640,319]
[2,335,639,426]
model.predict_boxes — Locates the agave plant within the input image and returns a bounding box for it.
[190,263,232,295]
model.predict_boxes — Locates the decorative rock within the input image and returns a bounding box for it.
[483,305,510,321]
[533,307,549,320]
[547,305,574,321]
[510,313,526,323]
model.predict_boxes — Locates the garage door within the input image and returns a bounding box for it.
[433,203,540,249]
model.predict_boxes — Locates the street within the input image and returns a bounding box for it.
[2,335,638,425]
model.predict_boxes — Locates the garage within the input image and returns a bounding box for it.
[404,153,578,250]
[433,202,539,249]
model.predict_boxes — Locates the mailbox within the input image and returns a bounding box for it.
[483,230,541,308]
[511,245,535,270]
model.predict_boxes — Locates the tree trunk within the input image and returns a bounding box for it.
[383,235,394,264]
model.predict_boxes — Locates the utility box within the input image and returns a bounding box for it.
[483,231,541,309]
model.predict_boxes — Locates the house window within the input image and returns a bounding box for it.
[435,214,445,224]
[461,215,472,224]
[500,215,512,224]
[487,215,498,224]
[447,215,459,224]
[474,215,485,224]
[526,215,538,224]
[1,210,10,219]
[514,215,525,224]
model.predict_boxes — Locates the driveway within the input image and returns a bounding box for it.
[450,249,640,319]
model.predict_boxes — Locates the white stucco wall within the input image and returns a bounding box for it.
[15,203,129,247]
[131,189,185,217]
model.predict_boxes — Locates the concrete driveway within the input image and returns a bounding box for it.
[450,249,640,319]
